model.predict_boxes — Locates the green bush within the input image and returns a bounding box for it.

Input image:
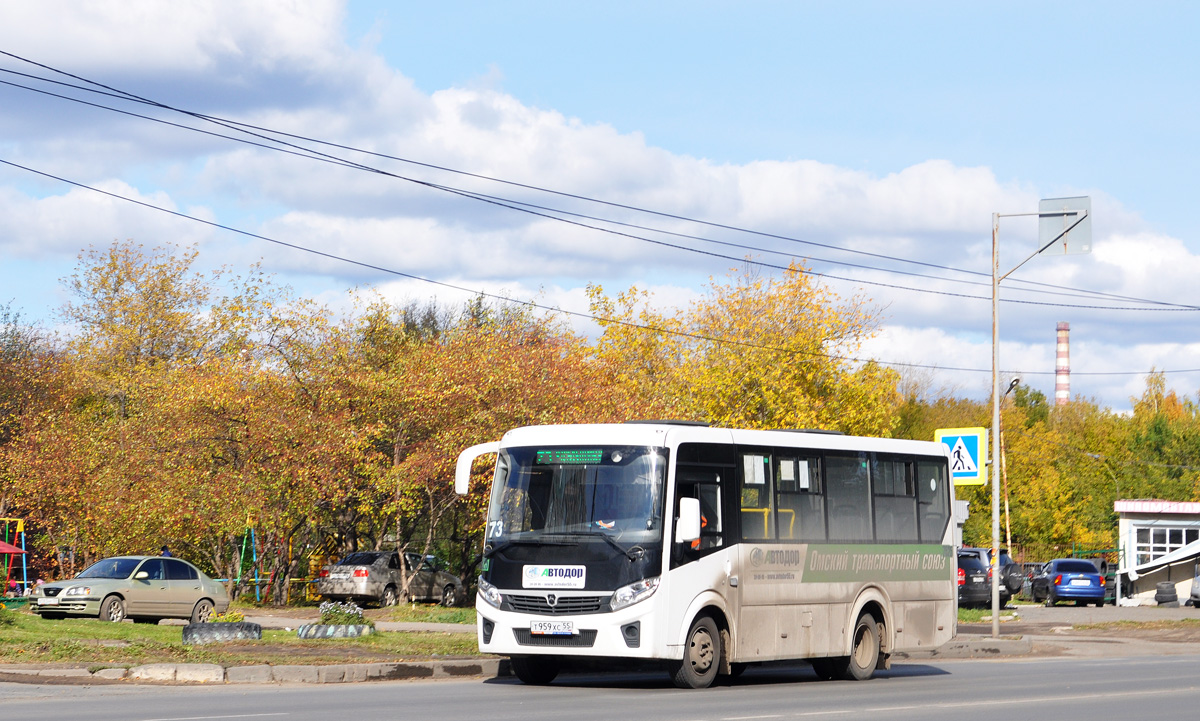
[211,611,246,623]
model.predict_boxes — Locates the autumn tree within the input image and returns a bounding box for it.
[589,262,900,434]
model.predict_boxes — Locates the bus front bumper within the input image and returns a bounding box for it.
[475,596,664,659]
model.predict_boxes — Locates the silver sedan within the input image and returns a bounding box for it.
[30,555,230,623]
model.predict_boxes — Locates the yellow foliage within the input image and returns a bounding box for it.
[589,262,900,434]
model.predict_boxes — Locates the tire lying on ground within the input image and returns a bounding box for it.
[1152,583,1180,604]
[182,621,263,645]
[1155,581,1179,606]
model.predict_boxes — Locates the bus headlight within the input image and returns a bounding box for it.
[478,576,503,609]
[610,576,660,612]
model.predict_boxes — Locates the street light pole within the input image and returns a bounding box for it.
[991,213,1002,640]
[987,199,1089,639]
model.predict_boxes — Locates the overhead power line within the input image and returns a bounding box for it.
[1,53,1197,312]
[3,156,1198,380]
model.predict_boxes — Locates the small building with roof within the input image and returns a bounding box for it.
[1115,499,1200,605]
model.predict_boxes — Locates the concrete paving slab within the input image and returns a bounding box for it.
[129,664,177,681]
[92,668,127,680]
[175,664,224,683]
[271,665,319,683]
[225,665,273,684]
[317,665,348,683]
[36,668,92,677]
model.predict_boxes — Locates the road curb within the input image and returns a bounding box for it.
[0,658,511,685]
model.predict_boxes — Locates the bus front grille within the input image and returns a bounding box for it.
[507,594,609,615]
[513,629,598,647]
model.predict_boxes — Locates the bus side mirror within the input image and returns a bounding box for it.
[675,497,701,544]
[455,442,500,494]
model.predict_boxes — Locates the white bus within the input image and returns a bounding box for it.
[454,422,956,688]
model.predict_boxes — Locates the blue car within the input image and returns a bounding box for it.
[1031,559,1106,607]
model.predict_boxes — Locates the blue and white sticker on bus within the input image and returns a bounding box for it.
[523,565,587,589]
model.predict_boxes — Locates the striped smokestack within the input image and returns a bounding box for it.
[1055,322,1070,405]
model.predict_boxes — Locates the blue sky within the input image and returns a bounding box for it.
[1,1,1197,411]
[349,2,1199,236]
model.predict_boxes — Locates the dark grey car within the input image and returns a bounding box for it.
[959,546,1024,597]
[316,551,461,607]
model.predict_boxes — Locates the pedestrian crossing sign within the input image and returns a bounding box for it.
[934,427,988,485]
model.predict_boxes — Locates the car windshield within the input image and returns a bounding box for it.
[338,552,383,566]
[487,445,667,545]
[77,557,141,579]
[1057,560,1099,574]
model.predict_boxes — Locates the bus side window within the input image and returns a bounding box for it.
[917,460,950,542]
[872,457,918,542]
[777,456,825,541]
[740,453,774,540]
[825,453,872,541]
[674,467,725,564]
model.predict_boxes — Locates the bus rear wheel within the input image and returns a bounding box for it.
[811,614,880,681]
[844,614,880,680]
[668,614,720,689]
[511,655,559,685]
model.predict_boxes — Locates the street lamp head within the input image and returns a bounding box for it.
[1006,378,1021,396]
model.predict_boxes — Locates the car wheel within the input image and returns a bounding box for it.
[1045,592,1056,607]
[190,599,215,624]
[441,584,457,607]
[668,614,721,689]
[380,585,398,607]
[100,595,126,622]
[1095,599,1105,608]
[511,655,559,685]
[841,614,880,681]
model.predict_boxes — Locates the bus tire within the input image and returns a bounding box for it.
[668,614,720,689]
[841,614,880,681]
[810,657,841,680]
[511,655,559,685]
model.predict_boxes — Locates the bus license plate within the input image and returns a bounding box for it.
[530,621,574,636]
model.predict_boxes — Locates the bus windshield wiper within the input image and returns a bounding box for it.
[484,536,574,558]
[566,531,645,562]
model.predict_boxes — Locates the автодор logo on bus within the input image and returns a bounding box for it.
[523,565,587,589]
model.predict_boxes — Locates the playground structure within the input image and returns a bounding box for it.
[1,518,29,602]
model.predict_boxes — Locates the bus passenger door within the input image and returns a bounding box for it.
[669,463,735,654]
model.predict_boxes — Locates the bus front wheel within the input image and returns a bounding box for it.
[511,655,559,685]
[669,614,720,689]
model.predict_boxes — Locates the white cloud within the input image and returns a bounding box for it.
[0,181,212,259]
[2,1,349,76]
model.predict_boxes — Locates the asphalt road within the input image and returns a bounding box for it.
[2,651,1198,721]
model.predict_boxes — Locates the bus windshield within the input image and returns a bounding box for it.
[486,446,667,546]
